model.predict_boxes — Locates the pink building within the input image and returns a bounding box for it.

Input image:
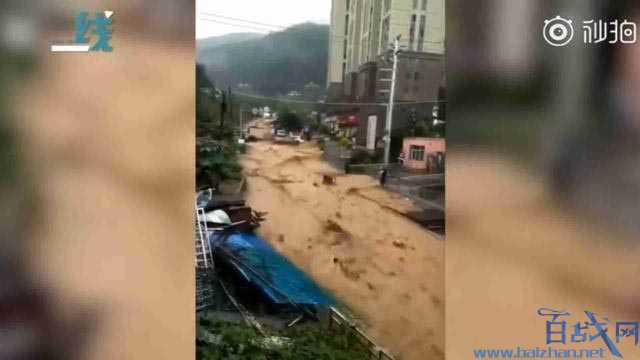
[400,137,446,172]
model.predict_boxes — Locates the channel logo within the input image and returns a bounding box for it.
[50,10,114,53]
[543,16,574,47]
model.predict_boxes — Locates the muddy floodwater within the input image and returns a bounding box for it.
[242,139,444,360]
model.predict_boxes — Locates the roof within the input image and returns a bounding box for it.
[211,232,335,307]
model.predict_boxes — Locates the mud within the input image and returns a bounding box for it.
[242,137,444,360]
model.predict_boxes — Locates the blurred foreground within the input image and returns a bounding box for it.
[2,2,194,359]
[447,0,640,358]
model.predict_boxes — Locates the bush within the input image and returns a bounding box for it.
[196,139,242,190]
[338,137,351,149]
[197,319,371,360]
[348,149,383,165]
[279,112,303,132]
[317,124,331,136]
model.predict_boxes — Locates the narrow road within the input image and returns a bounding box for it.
[241,136,444,360]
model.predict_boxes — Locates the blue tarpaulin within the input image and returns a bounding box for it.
[210,232,335,307]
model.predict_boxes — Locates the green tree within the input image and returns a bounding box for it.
[303,82,323,101]
[197,320,371,360]
[278,111,303,132]
[196,63,213,127]
[195,65,243,190]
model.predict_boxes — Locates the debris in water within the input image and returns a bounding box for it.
[322,174,336,185]
[325,219,344,233]
[392,240,406,249]
[367,282,375,291]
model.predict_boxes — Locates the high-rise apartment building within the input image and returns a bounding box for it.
[326,0,445,149]
[327,0,348,98]
[327,0,444,102]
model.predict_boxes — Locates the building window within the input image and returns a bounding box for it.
[343,40,347,59]
[381,16,390,48]
[418,15,426,51]
[347,0,351,10]
[413,0,418,9]
[345,15,349,36]
[422,0,427,10]
[409,15,417,50]
[384,0,392,13]
[410,145,425,161]
[415,72,420,80]
[363,2,369,29]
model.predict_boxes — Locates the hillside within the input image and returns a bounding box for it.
[196,33,264,54]
[196,23,329,96]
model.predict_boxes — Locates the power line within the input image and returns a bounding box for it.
[198,18,275,33]
[197,13,442,45]
[198,17,349,42]
[195,25,441,53]
[199,12,287,30]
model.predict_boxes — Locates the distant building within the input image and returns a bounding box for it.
[326,0,445,151]
[326,0,349,100]
[327,0,444,103]
[401,137,445,172]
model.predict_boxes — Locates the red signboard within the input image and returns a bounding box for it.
[337,114,359,127]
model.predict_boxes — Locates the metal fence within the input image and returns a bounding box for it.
[327,307,395,360]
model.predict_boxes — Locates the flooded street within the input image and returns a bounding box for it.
[241,136,444,360]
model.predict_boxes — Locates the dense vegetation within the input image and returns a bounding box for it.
[196,64,243,190]
[276,111,304,132]
[196,318,371,360]
[197,23,329,97]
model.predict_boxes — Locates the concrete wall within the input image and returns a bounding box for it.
[394,52,444,102]
[402,137,445,170]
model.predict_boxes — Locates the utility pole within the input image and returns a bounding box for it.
[227,86,233,129]
[239,108,244,139]
[384,35,401,166]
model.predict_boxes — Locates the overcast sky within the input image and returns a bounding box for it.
[196,0,332,39]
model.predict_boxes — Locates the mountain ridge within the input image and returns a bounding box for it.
[197,32,264,51]
[197,23,329,96]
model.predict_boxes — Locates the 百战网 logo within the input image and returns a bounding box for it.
[51,11,113,53]
[538,308,640,358]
